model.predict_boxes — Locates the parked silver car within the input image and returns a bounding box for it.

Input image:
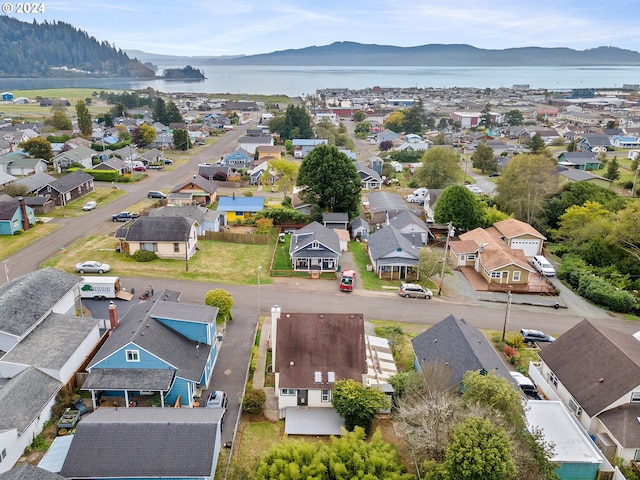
[398,283,433,299]
[75,261,111,274]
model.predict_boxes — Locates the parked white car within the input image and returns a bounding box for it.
[82,201,97,211]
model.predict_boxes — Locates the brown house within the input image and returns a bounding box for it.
[170,176,218,205]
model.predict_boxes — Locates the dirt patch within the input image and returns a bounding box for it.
[228,226,256,234]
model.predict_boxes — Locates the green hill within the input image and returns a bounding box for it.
[0,16,155,78]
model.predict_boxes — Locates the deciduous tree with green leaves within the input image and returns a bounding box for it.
[204,289,234,321]
[551,201,613,253]
[504,109,524,126]
[297,144,361,219]
[172,129,191,151]
[267,158,298,197]
[353,110,366,122]
[495,154,559,227]
[433,185,482,232]
[331,379,389,434]
[18,137,54,161]
[51,110,72,130]
[281,105,313,141]
[414,146,463,189]
[133,124,157,147]
[384,110,405,133]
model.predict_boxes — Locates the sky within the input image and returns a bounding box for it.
[4,0,640,57]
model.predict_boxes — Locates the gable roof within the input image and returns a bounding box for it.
[289,221,341,255]
[0,367,62,434]
[493,218,546,241]
[60,408,223,478]
[50,170,93,193]
[367,225,420,263]
[559,169,611,183]
[13,172,56,193]
[217,196,264,212]
[411,315,514,387]
[274,312,366,389]
[148,205,221,224]
[459,227,534,272]
[539,319,640,416]
[88,294,217,383]
[367,191,408,215]
[0,268,80,338]
[387,210,429,232]
[171,176,217,194]
[0,464,66,480]
[0,199,21,221]
[119,216,195,242]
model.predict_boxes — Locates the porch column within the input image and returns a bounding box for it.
[160,392,165,407]
[124,391,130,407]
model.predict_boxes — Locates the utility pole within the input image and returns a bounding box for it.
[631,164,640,198]
[438,222,452,295]
[502,290,512,342]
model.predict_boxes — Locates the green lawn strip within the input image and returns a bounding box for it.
[230,421,284,475]
[45,187,128,218]
[349,241,384,290]
[0,222,60,260]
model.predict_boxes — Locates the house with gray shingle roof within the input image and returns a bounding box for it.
[52,145,97,170]
[0,151,48,176]
[354,161,382,190]
[83,292,219,409]
[1,463,66,479]
[387,210,429,246]
[557,151,601,171]
[13,171,56,194]
[367,225,420,280]
[366,191,408,225]
[558,168,611,189]
[411,314,516,388]
[33,170,94,206]
[148,205,226,234]
[59,407,224,479]
[289,221,341,273]
[170,176,217,205]
[0,268,102,473]
[115,216,198,260]
[538,319,640,463]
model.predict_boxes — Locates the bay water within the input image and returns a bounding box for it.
[1,64,639,96]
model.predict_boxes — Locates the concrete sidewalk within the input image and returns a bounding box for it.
[252,314,279,421]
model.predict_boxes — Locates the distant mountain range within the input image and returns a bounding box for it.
[130,42,640,67]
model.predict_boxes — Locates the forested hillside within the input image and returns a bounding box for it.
[0,16,155,78]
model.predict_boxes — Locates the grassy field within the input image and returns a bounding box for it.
[43,232,275,285]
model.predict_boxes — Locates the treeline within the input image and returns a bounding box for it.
[0,16,155,78]
[162,65,205,79]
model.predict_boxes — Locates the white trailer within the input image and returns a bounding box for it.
[79,277,133,300]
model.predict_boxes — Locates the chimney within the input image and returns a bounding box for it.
[271,305,281,367]
[18,197,29,231]
[108,301,119,330]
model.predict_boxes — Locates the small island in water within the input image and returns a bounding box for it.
[161,65,205,80]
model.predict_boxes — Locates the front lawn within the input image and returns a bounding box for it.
[43,234,275,285]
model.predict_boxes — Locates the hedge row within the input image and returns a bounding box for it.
[558,255,636,312]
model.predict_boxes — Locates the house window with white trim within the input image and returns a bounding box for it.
[635,449,640,462]
[512,271,521,282]
[126,349,140,362]
[281,389,295,396]
[548,372,558,388]
[321,389,331,403]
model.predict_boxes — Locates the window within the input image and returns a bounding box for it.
[512,271,521,282]
[568,397,582,416]
[321,389,331,403]
[174,243,180,253]
[281,389,295,396]
[311,241,320,249]
[548,372,558,388]
[631,392,640,403]
[141,242,157,252]
[126,350,140,362]
[467,254,475,261]
[635,449,640,462]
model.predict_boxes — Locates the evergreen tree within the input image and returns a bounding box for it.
[165,100,183,124]
[153,97,168,124]
[605,157,620,181]
[471,142,497,173]
[527,133,546,154]
[75,100,92,136]
[172,129,191,151]
[281,105,313,140]
[404,99,426,134]
[52,110,72,130]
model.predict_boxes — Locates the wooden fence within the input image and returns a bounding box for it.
[200,231,269,244]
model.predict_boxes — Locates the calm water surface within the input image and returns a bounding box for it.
[1,65,639,96]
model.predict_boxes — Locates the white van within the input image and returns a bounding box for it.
[532,255,556,276]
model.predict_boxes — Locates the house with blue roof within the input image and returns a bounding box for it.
[83,294,219,409]
[223,147,254,168]
[217,195,264,222]
[611,135,640,149]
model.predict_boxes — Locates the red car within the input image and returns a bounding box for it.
[339,270,356,292]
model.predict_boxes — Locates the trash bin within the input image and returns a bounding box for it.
[130,287,135,295]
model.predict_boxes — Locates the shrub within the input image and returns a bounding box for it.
[13,230,24,235]
[243,387,266,414]
[503,345,516,359]
[132,250,157,262]
[255,217,273,235]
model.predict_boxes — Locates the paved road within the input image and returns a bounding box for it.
[4,125,248,279]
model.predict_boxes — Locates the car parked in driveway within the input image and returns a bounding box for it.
[75,260,111,274]
[82,201,97,211]
[520,328,555,346]
[206,390,228,429]
[510,372,542,400]
[112,212,140,222]
[147,191,167,199]
[398,283,433,299]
